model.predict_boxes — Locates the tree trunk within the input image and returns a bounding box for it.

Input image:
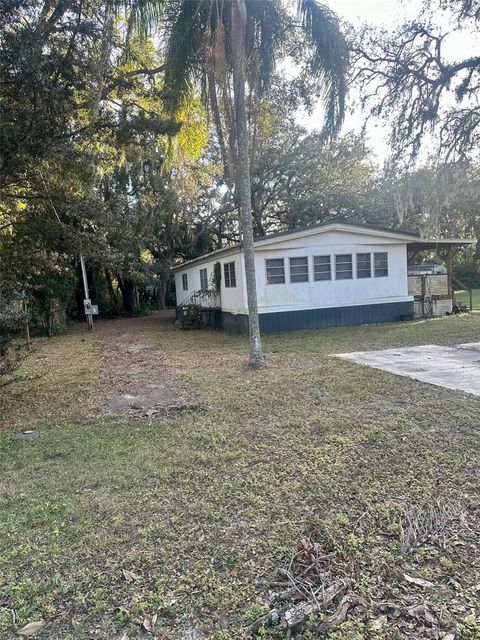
[119,277,135,314]
[231,0,264,368]
[157,280,167,310]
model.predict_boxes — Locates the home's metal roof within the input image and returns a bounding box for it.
[256,218,420,242]
[171,218,421,272]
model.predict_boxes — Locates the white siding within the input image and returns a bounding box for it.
[254,230,411,313]
[174,252,246,312]
[174,259,220,308]
[174,226,413,315]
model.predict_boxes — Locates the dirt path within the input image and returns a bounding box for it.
[87,313,198,419]
[0,313,198,429]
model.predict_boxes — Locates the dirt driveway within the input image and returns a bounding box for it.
[86,313,198,419]
[0,312,197,429]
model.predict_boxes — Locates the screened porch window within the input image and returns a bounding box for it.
[182,273,188,290]
[266,258,285,284]
[335,254,353,280]
[356,253,372,278]
[289,257,309,283]
[224,261,236,287]
[200,267,208,289]
[313,255,331,281]
[374,252,388,277]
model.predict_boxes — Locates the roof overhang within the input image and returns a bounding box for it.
[408,238,476,251]
[171,243,240,272]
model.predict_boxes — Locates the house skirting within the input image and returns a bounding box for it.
[218,301,414,333]
[176,301,414,333]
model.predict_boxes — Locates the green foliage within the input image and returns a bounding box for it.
[453,261,480,289]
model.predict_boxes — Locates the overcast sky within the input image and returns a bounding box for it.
[299,0,479,163]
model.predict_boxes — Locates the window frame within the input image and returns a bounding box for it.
[335,254,353,280]
[266,258,286,285]
[374,252,388,278]
[289,256,309,283]
[313,255,332,282]
[223,261,237,288]
[356,252,372,279]
[182,273,188,291]
[199,267,208,290]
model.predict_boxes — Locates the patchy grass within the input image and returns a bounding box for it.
[1,314,480,639]
[0,328,95,430]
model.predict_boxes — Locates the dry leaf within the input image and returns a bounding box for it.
[403,573,434,588]
[442,633,455,640]
[142,614,158,632]
[122,569,139,583]
[17,620,46,637]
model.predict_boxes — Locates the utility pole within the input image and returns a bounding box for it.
[79,254,93,331]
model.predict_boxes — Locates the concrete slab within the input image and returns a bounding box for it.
[336,344,480,396]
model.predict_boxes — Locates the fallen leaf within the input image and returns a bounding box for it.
[143,614,158,632]
[442,633,455,640]
[403,573,434,588]
[17,620,46,637]
[122,569,139,583]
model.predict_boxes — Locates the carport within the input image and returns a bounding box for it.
[407,238,476,315]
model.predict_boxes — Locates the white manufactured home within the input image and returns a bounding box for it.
[172,220,473,333]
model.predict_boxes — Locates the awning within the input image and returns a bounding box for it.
[407,238,475,251]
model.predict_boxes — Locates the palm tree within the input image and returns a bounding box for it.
[160,0,348,368]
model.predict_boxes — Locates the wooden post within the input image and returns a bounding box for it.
[22,297,31,350]
[80,254,93,331]
[447,246,453,300]
[421,275,426,317]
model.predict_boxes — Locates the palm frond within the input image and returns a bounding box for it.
[245,0,285,93]
[123,0,167,41]
[162,0,209,117]
[297,0,348,137]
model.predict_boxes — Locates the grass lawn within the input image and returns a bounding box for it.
[1,314,480,639]
[455,288,480,309]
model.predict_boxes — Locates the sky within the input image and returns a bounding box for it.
[299,0,479,163]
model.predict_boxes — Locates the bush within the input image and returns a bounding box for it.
[0,295,26,371]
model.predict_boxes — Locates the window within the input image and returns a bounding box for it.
[224,261,236,288]
[313,255,331,281]
[374,252,388,277]
[200,268,208,289]
[356,253,371,278]
[182,273,188,291]
[266,258,285,284]
[335,254,353,280]
[290,257,309,283]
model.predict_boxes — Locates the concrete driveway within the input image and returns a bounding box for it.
[336,342,480,396]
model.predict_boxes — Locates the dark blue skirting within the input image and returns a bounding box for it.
[176,301,414,334]
[222,301,413,333]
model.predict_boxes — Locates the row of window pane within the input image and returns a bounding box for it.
[266,253,388,283]
[182,253,388,292]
